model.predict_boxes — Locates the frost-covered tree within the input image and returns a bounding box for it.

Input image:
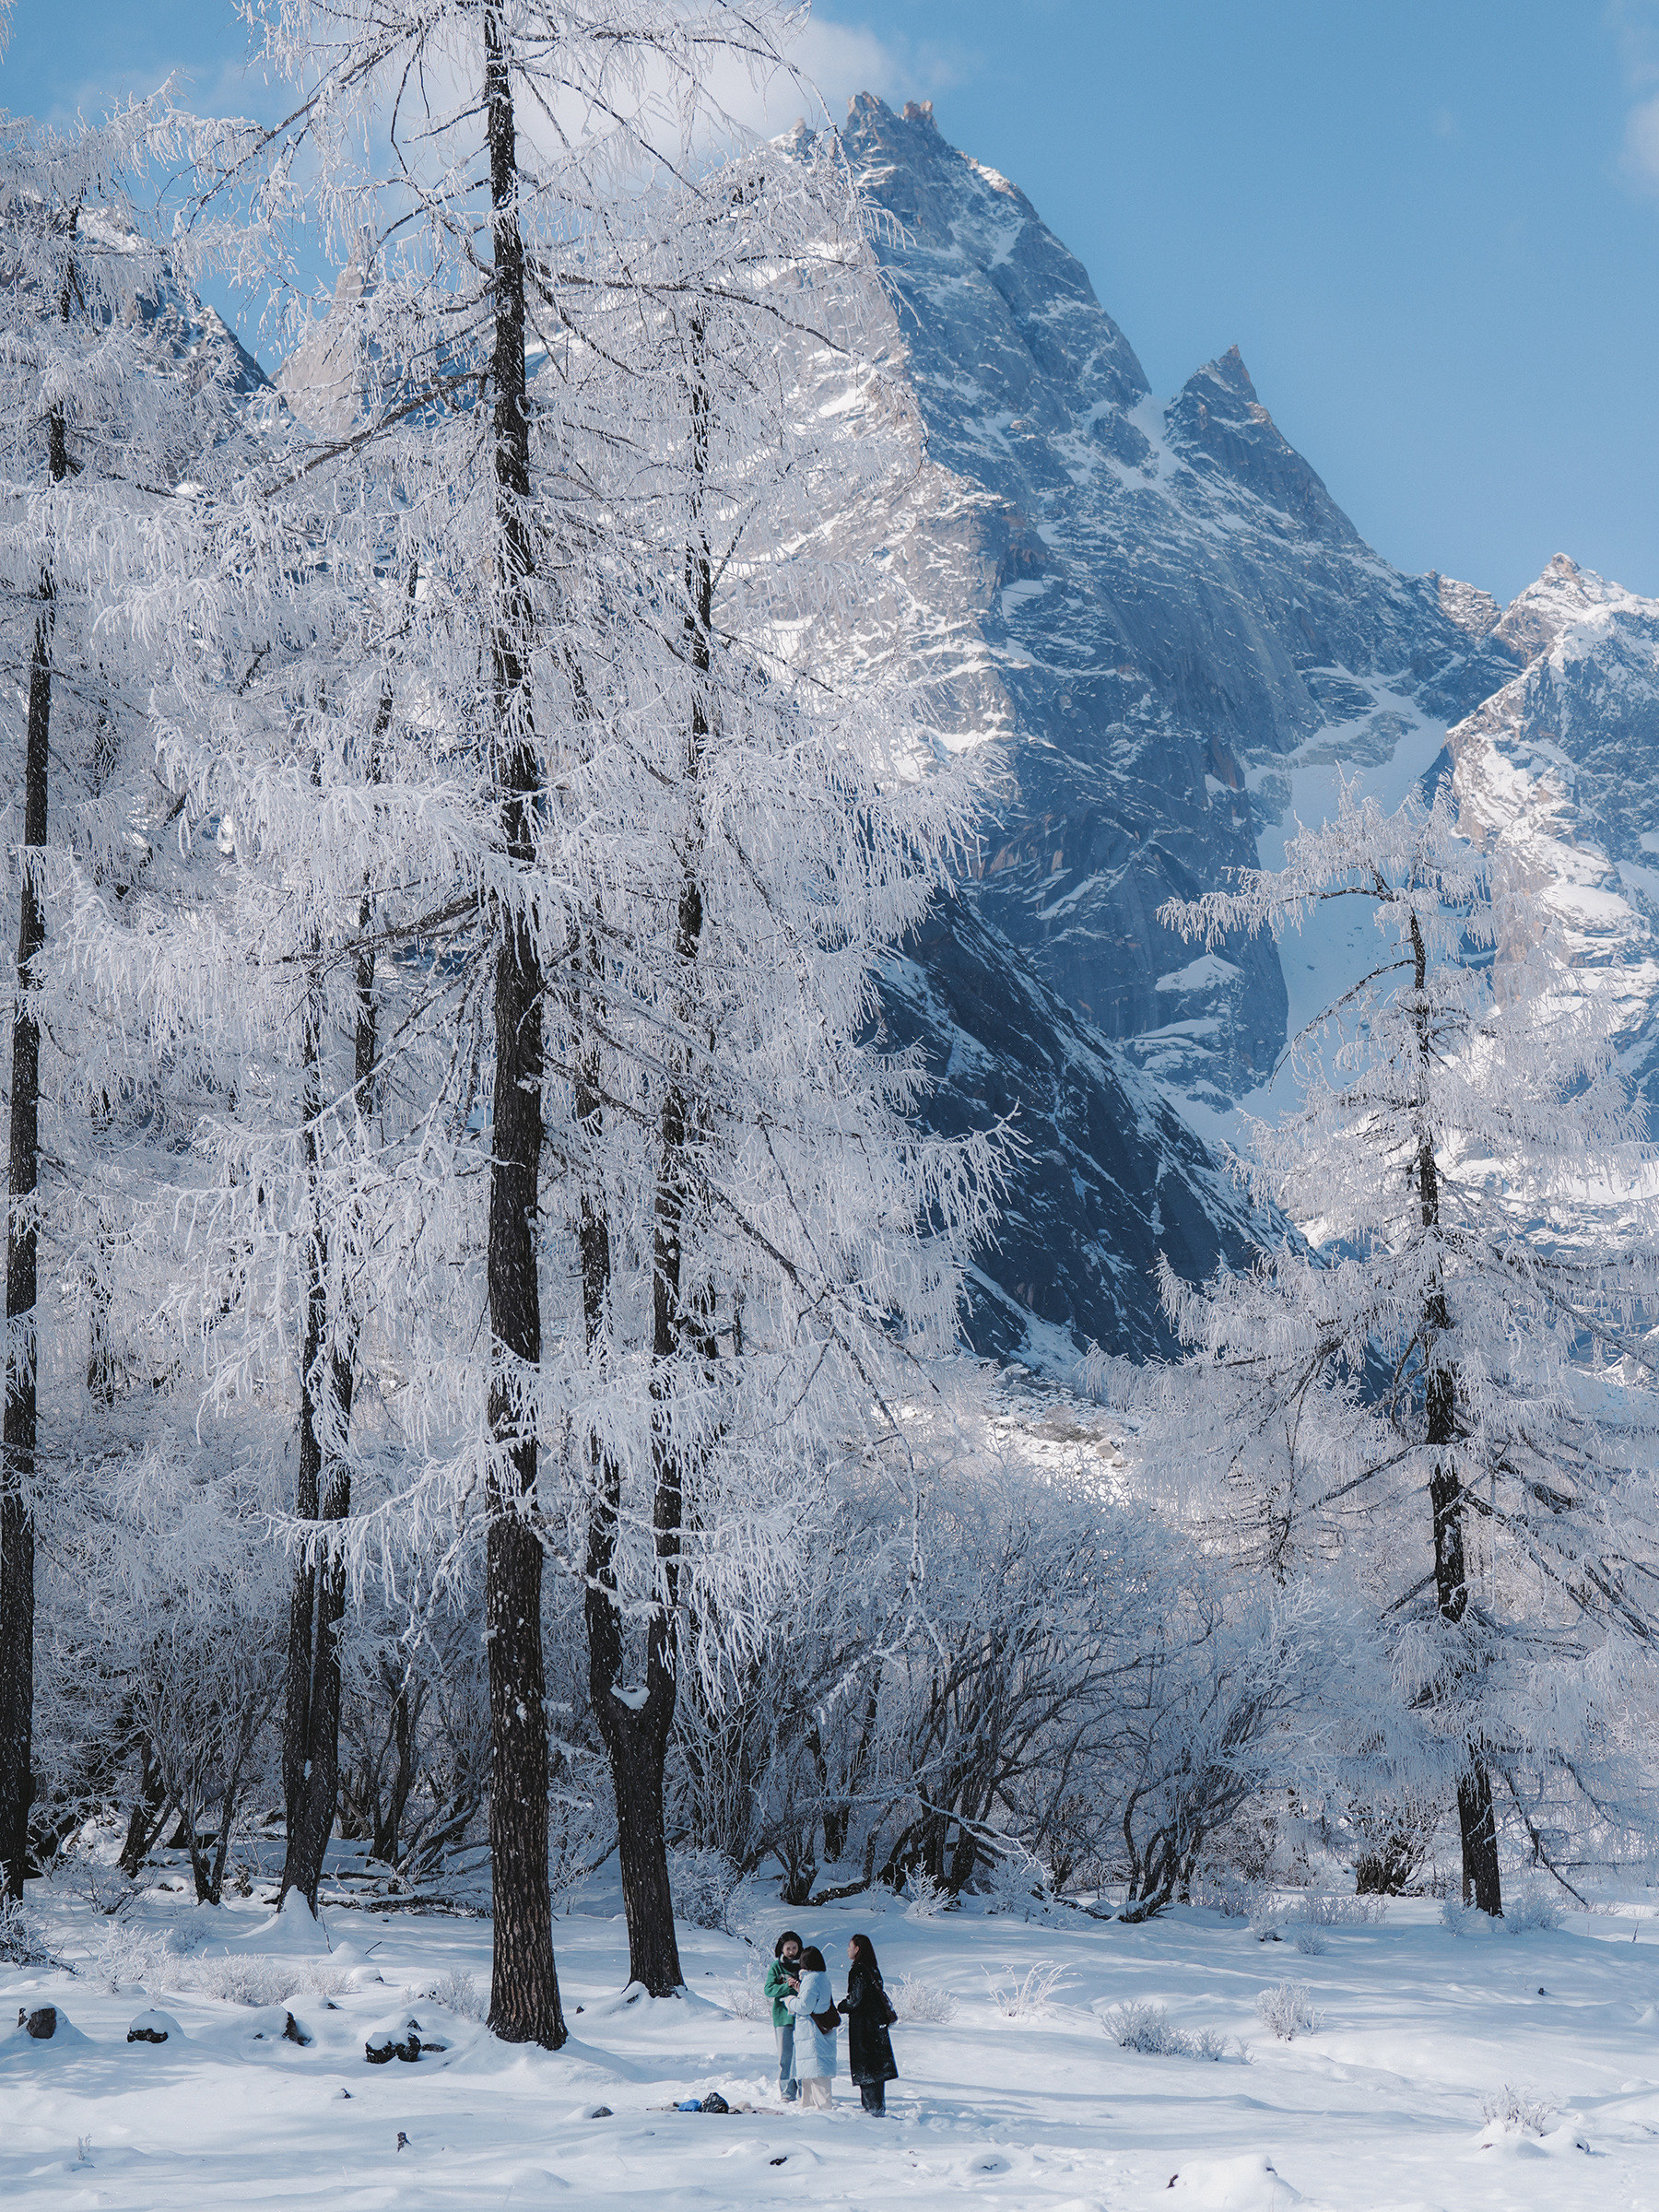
[1155,782,1659,1912]
[0,87,243,1897]
[183,2,999,2031]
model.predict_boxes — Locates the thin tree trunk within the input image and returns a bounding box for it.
[1410,914,1501,1916]
[1,258,72,1899]
[279,582,404,1916]
[581,314,714,1996]
[481,11,564,2049]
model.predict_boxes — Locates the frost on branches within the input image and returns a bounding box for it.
[0,87,248,1899]
[144,0,1004,2040]
[1150,782,1659,1914]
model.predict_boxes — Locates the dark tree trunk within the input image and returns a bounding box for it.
[1410,915,1501,1918]
[118,1734,171,1877]
[0,331,70,1899]
[581,315,714,1997]
[371,1677,416,1867]
[481,12,564,2051]
[278,583,400,1917]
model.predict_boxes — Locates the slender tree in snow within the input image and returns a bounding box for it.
[0,88,239,1896]
[1155,782,1659,1911]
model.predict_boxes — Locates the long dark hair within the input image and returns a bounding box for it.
[848,1933,882,1978]
[773,1930,803,1959]
[799,1945,827,1972]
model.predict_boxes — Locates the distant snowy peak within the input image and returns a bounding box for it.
[1450,555,1659,1088]
[1491,549,1635,665]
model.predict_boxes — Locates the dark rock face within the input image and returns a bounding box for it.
[836,94,1518,1112]
[878,900,1260,1364]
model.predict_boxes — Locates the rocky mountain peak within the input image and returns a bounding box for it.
[1494,551,1628,665]
[1166,346,1359,545]
[1435,574,1504,640]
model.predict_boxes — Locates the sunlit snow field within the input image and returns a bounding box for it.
[6,1860,1659,2212]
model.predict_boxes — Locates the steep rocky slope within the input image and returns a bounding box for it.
[1448,553,1659,1092]
[835,95,1520,1113]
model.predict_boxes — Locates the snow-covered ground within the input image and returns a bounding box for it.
[6,1870,1659,2212]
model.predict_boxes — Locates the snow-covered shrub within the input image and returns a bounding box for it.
[1441,1897,1497,1937]
[1255,1980,1323,2041]
[92,1919,169,1993]
[415,1969,483,2022]
[1189,1867,1272,1922]
[903,1869,949,1921]
[1105,1999,1187,2054]
[668,1847,744,1933]
[987,1960,1069,2018]
[717,1965,769,2021]
[0,1897,53,1967]
[186,1955,349,2006]
[1482,2084,1555,2136]
[1301,1892,1386,1927]
[1288,1889,1385,1950]
[978,1847,1054,1919]
[53,1858,140,1918]
[1503,1887,1565,1934]
[892,1972,958,2025]
[1103,2000,1237,2061]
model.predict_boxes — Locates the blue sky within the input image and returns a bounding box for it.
[9,1,1659,606]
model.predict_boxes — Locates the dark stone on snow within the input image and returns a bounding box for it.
[20,2005,56,2040]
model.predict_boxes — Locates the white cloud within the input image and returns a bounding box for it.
[1623,92,1659,189]
[698,17,951,140]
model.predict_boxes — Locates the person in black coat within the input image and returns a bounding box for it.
[839,1932,898,2113]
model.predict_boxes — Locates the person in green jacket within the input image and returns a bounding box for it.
[763,1930,805,2102]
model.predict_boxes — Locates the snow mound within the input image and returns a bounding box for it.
[1165,2153,1302,2207]
[4,2003,93,2053]
[218,1904,335,1957]
[126,2006,183,2044]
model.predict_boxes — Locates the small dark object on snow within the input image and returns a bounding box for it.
[574,2005,583,2014]
[701,2092,729,2114]
[587,2107,612,2119]
[1168,2177,1178,2191]
[282,2012,310,2045]
[396,2132,410,2152]
[339,2089,352,2100]
[770,2156,787,2166]
[1538,1986,1547,1994]
[21,2006,56,2040]
[365,2031,418,2065]
[127,2024,167,2044]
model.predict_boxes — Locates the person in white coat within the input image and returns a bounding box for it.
[783,1946,838,2108]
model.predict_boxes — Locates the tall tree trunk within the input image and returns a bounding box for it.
[581,315,713,1996]
[279,584,403,1916]
[481,12,564,2049]
[1410,915,1502,1916]
[1,277,72,1898]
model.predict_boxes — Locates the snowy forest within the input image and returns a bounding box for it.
[4,5,1659,2206]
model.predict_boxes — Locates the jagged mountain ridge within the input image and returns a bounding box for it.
[835,95,1521,1113]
